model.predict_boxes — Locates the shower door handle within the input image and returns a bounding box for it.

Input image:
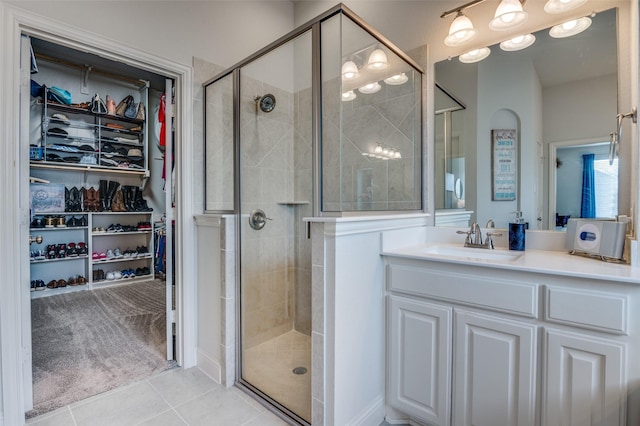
[249,209,272,230]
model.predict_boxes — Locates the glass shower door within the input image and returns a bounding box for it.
[238,30,313,424]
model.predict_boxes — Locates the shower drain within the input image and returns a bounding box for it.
[292,367,308,375]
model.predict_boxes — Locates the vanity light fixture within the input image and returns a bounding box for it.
[358,82,382,94]
[500,33,535,51]
[549,16,592,38]
[489,0,527,31]
[341,90,357,101]
[341,61,359,80]
[544,0,588,14]
[384,73,409,85]
[459,47,491,63]
[366,49,389,70]
[444,11,477,47]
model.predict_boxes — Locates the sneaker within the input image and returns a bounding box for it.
[113,270,122,280]
[99,252,107,261]
[106,249,115,260]
[66,242,77,257]
[106,271,115,280]
[114,248,123,258]
[56,243,66,258]
[77,242,88,256]
[30,217,45,228]
[137,246,148,257]
[35,249,46,260]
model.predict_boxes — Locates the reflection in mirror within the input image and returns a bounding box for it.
[435,83,470,225]
[550,139,618,230]
[435,8,618,229]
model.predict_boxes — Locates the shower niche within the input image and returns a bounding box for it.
[204,4,422,424]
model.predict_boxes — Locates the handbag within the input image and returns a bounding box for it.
[90,93,107,115]
[47,86,72,105]
[135,102,145,121]
[124,98,139,119]
[115,95,134,117]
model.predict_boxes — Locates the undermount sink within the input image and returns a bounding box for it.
[423,245,523,262]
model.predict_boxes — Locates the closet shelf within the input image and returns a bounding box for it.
[30,226,88,231]
[92,255,153,264]
[31,284,88,299]
[30,162,149,176]
[31,255,89,264]
[92,231,152,236]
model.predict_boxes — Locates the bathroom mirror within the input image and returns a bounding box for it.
[434,8,620,229]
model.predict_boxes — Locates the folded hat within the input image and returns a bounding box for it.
[51,113,70,125]
[80,155,97,165]
[46,127,68,137]
[78,144,96,152]
[101,143,116,153]
[127,148,143,159]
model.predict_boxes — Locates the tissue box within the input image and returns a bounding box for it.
[30,183,65,213]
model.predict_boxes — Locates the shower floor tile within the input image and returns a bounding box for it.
[243,330,311,422]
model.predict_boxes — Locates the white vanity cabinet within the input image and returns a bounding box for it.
[384,255,638,426]
[453,310,537,426]
[543,329,625,426]
[388,295,452,425]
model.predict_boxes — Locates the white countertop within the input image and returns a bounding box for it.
[382,243,640,285]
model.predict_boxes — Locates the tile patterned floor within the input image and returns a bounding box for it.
[26,367,290,426]
[243,331,311,422]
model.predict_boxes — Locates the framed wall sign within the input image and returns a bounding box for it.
[491,129,517,201]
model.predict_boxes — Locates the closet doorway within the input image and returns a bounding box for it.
[21,34,176,417]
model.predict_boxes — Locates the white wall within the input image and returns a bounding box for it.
[543,74,617,144]
[476,56,542,229]
[6,1,294,71]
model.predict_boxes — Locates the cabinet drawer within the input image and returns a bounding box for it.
[387,263,538,318]
[545,286,628,335]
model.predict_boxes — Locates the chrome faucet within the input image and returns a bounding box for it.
[457,220,502,249]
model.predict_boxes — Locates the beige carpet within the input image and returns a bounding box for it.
[28,280,170,418]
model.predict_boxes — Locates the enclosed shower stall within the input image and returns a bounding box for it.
[204,5,422,424]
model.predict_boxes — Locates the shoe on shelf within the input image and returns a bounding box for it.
[56,216,66,227]
[106,249,115,260]
[35,280,45,291]
[46,244,56,259]
[77,242,88,256]
[136,246,148,257]
[45,216,56,228]
[34,249,45,260]
[113,248,123,258]
[141,267,150,276]
[46,280,58,289]
[56,243,66,258]
[66,242,77,257]
[113,270,122,280]
[30,217,45,228]
[99,252,107,261]
[106,271,115,281]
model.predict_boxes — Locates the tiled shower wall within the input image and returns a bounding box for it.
[240,75,313,348]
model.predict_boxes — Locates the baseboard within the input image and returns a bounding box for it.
[197,349,221,384]
[348,394,385,426]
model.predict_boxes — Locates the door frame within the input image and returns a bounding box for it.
[0,5,197,424]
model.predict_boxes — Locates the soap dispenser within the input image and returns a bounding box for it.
[509,211,527,251]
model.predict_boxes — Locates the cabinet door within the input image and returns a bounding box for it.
[544,328,625,426]
[453,310,537,426]
[388,295,452,425]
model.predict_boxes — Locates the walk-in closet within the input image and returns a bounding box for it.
[24,35,175,417]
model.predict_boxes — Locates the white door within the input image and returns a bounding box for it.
[20,34,35,412]
[388,295,452,425]
[543,328,625,426]
[163,78,175,361]
[453,310,537,426]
